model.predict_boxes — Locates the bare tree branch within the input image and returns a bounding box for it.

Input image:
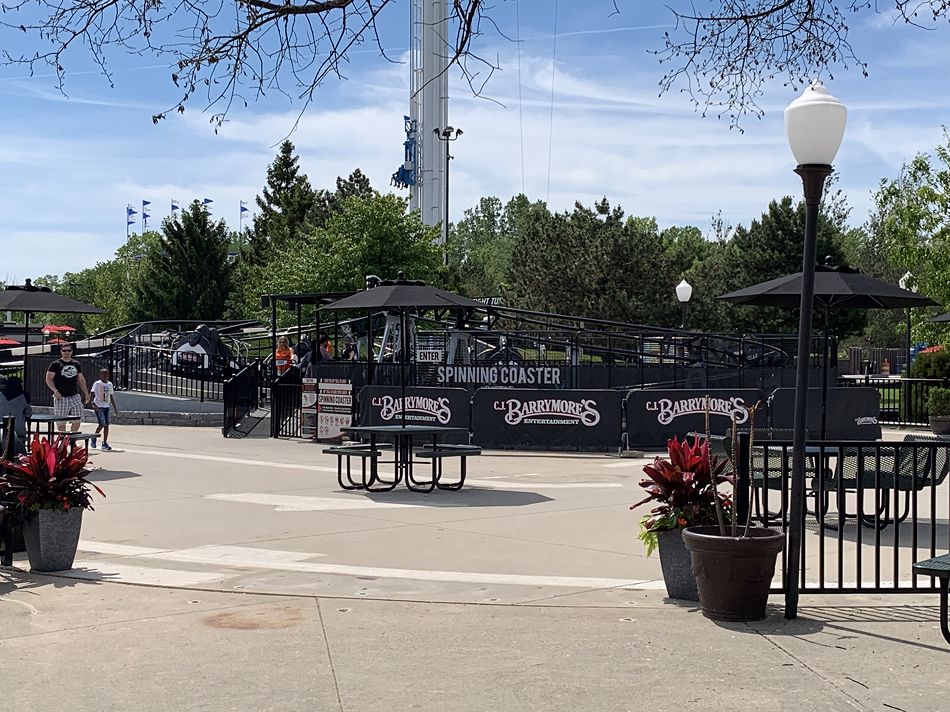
[1,1,948,128]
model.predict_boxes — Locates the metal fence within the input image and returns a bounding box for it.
[108,343,235,402]
[837,375,949,426]
[222,361,261,437]
[270,372,302,438]
[727,434,950,595]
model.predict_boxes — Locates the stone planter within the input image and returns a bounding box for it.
[22,508,83,572]
[682,525,784,622]
[930,416,950,436]
[656,528,698,601]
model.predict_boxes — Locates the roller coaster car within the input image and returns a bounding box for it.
[739,344,789,368]
[478,346,524,364]
[168,324,239,378]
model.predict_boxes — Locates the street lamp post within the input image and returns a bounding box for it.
[434,126,463,266]
[900,271,916,421]
[675,279,693,329]
[784,82,848,620]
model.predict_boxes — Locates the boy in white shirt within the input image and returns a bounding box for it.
[89,367,119,451]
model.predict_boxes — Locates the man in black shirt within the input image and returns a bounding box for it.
[45,343,90,433]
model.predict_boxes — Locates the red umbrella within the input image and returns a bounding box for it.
[0,338,20,345]
[42,324,77,334]
[920,345,944,354]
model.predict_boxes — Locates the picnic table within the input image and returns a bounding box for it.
[27,414,80,440]
[912,554,950,646]
[331,424,478,493]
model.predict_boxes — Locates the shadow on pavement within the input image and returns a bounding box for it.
[1,566,112,598]
[87,470,142,482]
[365,487,553,508]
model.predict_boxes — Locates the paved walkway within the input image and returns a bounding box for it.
[2,425,949,710]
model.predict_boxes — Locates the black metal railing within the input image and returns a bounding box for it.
[270,372,302,438]
[222,361,261,437]
[107,343,239,402]
[723,432,950,594]
[837,375,949,426]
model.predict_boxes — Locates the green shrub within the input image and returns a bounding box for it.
[911,350,950,379]
[927,388,950,417]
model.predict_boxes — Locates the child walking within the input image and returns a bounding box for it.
[89,367,119,451]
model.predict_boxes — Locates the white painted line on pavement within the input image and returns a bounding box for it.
[467,480,622,489]
[54,562,228,587]
[205,492,419,511]
[116,447,339,473]
[78,540,647,589]
[601,461,644,468]
[80,541,326,564]
[78,541,170,557]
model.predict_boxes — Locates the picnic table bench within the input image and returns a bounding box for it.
[323,443,390,490]
[414,444,481,491]
[912,554,950,646]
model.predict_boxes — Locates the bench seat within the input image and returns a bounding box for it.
[913,553,950,646]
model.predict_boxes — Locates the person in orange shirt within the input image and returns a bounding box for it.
[274,336,296,375]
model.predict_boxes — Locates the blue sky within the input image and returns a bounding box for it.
[1,1,949,282]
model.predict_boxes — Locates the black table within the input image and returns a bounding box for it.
[27,414,80,440]
[912,554,950,646]
[343,424,471,492]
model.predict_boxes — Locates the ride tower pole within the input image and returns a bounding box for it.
[409,0,448,238]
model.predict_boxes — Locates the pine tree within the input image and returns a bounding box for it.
[309,168,374,228]
[131,201,231,321]
[251,140,316,257]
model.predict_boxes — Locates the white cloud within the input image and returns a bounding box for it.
[3,18,950,281]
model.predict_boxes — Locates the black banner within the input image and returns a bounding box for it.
[626,389,768,448]
[358,386,471,444]
[767,387,881,440]
[472,388,622,450]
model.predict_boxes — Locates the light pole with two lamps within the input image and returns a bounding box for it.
[434,126,463,266]
[676,279,693,330]
[784,82,848,620]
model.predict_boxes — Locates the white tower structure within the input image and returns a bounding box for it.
[408,0,448,238]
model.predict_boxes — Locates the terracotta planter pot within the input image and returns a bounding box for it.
[656,528,698,601]
[930,416,950,436]
[682,525,784,622]
[22,508,83,572]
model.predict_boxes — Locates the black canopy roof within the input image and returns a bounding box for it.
[718,265,940,310]
[0,280,104,314]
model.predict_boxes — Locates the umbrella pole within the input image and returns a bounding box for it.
[23,311,29,384]
[821,306,829,440]
[401,309,407,428]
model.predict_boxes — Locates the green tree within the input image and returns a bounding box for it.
[448,195,520,298]
[243,192,442,325]
[131,202,232,321]
[309,169,375,228]
[506,198,693,326]
[871,132,950,344]
[251,140,316,257]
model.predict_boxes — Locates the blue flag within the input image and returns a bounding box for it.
[240,201,249,213]
[171,199,180,211]
[142,199,151,207]
[126,206,137,216]
[202,198,214,205]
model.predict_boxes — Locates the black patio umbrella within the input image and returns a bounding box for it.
[0,279,104,375]
[719,263,940,437]
[929,313,950,323]
[321,276,484,426]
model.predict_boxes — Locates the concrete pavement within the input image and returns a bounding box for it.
[1,424,948,711]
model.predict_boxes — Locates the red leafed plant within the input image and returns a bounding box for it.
[0,435,105,516]
[631,435,732,555]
